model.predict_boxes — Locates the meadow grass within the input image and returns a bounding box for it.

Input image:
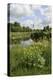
[10,39,51,76]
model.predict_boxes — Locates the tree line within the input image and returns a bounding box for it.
[8,22,32,32]
[8,22,51,41]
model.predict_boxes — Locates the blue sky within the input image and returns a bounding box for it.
[10,4,52,29]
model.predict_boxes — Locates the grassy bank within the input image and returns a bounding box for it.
[10,39,51,76]
[10,32,32,44]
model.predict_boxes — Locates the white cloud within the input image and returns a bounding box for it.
[21,19,34,28]
[10,4,42,18]
[32,5,41,11]
[20,16,42,29]
[40,6,52,23]
[9,4,52,29]
[10,4,25,17]
[10,4,33,18]
[34,18,42,29]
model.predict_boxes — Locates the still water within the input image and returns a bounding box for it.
[10,38,34,48]
[20,38,33,47]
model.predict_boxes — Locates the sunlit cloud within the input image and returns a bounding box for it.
[9,4,52,29]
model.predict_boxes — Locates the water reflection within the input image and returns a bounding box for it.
[21,38,33,47]
[10,38,34,48]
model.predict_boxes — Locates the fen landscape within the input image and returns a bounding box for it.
[8,4,52,76]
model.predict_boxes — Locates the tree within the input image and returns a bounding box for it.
[31,31,43,41]
[14,22,20,26]
[43,25,50,31]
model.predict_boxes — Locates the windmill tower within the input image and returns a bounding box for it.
[33,24,34,28]
[31,23,34,29]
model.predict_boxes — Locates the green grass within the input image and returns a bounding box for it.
[10,32,32,44]
[9,39,51,76]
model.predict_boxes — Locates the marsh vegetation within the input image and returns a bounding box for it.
[9,22,51,76]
